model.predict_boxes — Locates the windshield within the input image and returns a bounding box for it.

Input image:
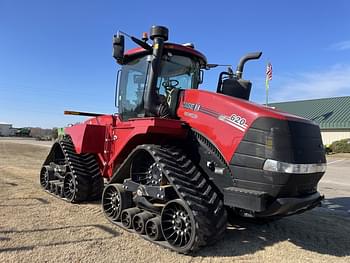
[118,56,149,120]
[117,54,200,120]
[157,54,200,96]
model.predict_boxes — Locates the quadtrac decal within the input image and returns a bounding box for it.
[182,102,248,132]
[184,111,198,119]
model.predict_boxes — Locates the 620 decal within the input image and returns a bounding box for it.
[229,114,246,126]
[218,113,248,132]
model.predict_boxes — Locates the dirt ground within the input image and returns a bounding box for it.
[1,141,350,263]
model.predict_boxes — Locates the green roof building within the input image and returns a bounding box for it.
[269,96,350,145]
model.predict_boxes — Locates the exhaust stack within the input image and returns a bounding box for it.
[143,26,169,117]
[236,52,262,79]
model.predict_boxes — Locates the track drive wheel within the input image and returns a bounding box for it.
[102,184,133,223]
[161,199,197,253]
[63,172,76,201]
[63,172,89,202]
[40,165,54,190]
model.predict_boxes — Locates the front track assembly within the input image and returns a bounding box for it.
[39,136,104,202]
[102,144,227,253]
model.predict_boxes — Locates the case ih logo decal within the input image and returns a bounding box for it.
[218,114,248,132]
[182,102,248,132]
[183,102,201,111]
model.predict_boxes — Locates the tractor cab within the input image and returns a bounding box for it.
[113,26,264,121]
[113,26,206,120]
[117,49,204,120]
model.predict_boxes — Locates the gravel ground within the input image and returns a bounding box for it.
[1,141,350,263]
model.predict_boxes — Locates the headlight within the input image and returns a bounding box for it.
[263,159,326,174]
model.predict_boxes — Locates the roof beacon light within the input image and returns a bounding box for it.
[142,32,148,42]
[183,43,195,48]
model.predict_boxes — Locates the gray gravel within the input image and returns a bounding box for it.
[1,142,350,263]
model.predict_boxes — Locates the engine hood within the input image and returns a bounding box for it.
[177,89,321,162]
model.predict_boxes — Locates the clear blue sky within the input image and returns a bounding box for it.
[1,0,350,128]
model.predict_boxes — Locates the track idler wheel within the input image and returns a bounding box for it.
[145,216,163,241]
[121,207,141,229]
[132,211,154,234]
[161,199,196,253]
[102,184,132,223]
[63,172,76,201]
[40,165,54,190]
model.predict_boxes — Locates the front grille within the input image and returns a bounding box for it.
[229,117,326,198]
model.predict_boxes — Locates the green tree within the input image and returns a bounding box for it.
[52,128,58,140]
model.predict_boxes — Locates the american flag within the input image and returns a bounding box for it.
[266,63,272,81]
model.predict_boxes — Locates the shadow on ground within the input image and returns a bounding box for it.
[322,197,350,215]
[196,203,350,258]
[0,197,50,207]
[0,224,119,253]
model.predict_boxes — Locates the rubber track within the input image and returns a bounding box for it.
[80,152,104,200]
[44,136,103,202]
[136,144,227,252]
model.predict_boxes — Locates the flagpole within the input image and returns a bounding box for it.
[265,61,272,107]
[265,77,269,106]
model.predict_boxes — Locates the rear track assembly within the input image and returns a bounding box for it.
[102,144,227,253]
[40,136,104,202]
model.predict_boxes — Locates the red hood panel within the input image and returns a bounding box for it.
[177,89,313,162]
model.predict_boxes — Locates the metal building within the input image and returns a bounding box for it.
[0,122,14,136]
[270,96,350,145]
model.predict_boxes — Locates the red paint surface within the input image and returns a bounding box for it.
[65,89,309,180]
[177,89,308,162]
[65,124,106,154]
[65,115,187,178]
[65,38,311,181]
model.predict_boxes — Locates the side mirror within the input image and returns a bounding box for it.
[113,34,125,64]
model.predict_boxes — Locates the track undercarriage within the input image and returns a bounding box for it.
[40,139,227,253]
[102,145,227,253]
[39,136,104,202]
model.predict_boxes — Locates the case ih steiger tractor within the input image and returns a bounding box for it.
[40,26,326,253]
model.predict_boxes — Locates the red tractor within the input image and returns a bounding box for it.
[40,26,326,253]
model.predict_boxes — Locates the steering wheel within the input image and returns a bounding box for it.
[162,79,179,92]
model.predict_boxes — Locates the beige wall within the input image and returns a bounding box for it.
[0,124,12,136]
[321,129,350,144]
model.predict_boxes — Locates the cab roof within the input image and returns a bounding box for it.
[124,43,207,67]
